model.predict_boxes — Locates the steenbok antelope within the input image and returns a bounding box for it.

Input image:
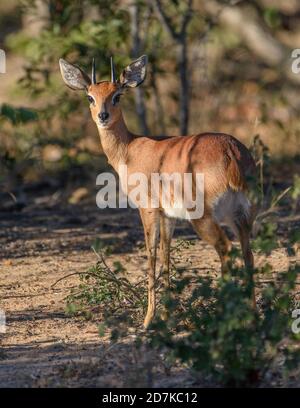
[59,55,256,328]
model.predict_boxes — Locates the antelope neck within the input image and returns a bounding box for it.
[97,115,133,170]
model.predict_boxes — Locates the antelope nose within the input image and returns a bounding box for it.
[99,111,109,122]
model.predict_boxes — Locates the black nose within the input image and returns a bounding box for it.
[99,111,109,122]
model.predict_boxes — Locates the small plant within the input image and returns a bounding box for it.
[249,134,271,207]
[147,250,300,387]
[252,221,278,255]
[65,240,146,320]
[291,174,300,212]
[250,135,291,217]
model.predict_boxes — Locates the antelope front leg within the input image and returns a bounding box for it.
[160,215,176,289]
[140,209,159,329]
[159,215,176,320]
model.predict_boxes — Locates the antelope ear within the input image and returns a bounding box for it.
[59,58,91,91]
[120,55,148,88]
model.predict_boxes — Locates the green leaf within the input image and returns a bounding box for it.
[0,104,38,124]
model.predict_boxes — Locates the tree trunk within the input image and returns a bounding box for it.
[151,64,166,135]
[151,0,193,135]
[129,1,149,135]
[178,39,189,135]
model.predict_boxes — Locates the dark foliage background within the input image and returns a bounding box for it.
[1,0,300,203]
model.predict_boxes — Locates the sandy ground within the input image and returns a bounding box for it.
[0,196,299,387]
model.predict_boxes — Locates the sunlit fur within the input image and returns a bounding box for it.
[82,80,257,329]
[87,82,122,129]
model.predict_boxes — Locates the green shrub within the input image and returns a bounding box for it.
[148,254,299,387]
[65,240,146,320]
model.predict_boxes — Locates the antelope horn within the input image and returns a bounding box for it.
[110,56,116,83]
[92,57,96,84]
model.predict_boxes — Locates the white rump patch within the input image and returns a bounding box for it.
[213,190,251,237]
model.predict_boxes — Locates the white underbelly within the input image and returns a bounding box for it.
[163,206,191,220]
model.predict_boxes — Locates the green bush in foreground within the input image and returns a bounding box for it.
[65,240,146,320]
[146,212,299,387]
[148,256,299,386]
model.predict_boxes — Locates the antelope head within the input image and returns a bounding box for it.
[59,55,148,129]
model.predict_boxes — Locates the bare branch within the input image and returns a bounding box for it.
[128,1,149,135]
[151,0,179,41]
[151,0,194,134]
[180,0,193,38]
[203,0,300,85]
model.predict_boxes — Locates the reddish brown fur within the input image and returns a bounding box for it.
[87,81,256,327]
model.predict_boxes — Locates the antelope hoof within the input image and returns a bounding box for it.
[143,310,155,329]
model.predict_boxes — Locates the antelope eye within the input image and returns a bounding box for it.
[87,95,95,105]
[112,94,122,106]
